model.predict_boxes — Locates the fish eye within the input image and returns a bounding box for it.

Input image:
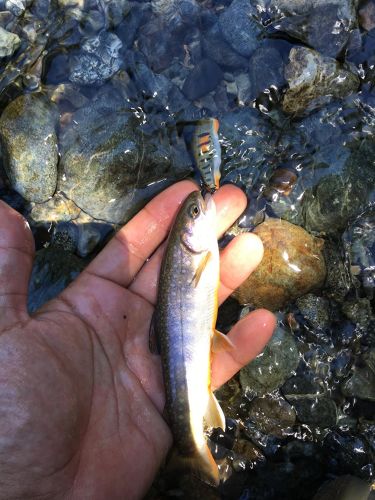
[188,203,200,219]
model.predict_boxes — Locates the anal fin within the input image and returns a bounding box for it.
[212,329,234,353]
[204,391,226,431]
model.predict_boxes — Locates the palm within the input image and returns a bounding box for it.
[0,182,275,499]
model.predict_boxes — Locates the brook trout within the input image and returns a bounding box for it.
[154,191,232,486]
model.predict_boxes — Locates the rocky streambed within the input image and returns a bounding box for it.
[0,0,374,499]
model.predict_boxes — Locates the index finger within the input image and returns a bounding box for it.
[84,180,198,288]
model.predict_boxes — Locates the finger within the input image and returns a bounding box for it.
[82,180,198,288]
[0,200,35,323]
[129,184,248,303]
[211,309,276,390]
[218,232,263,303]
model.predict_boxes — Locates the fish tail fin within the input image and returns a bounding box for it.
[167,444,220,487]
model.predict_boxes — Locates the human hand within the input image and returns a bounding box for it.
[0,181,275,499]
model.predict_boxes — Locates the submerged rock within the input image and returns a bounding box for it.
[0,25,20,57]
[282,376,337,428]
[218,0,261,58]
[282,47,359,116]
[248,394,296,438]
[313,475,372,500]
[240,325,300,397]
[69,30,122,85]
[58,95,191,224]
[343,208,375,299]
[0,93,59,203]
[268,0,357,58]
[233,219,326,311]
[182,58,223,101]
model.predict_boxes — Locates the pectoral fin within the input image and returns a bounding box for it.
[192,251,211,287]
[204,391,226,431]
[212,329,235,353]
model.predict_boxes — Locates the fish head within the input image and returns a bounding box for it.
[179,191,217,254]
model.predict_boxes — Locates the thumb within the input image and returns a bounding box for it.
[0,200,35,327]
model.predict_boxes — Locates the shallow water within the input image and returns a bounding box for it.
[0,0,374,498]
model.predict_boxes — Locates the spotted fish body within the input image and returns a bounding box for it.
[155,191,227,486]
[192,118,221,192]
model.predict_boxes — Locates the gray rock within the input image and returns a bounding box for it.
[182,58,223,101]
[342,298,374,329]
[69,30,122,85]
[240,325,300,397]
[0,93,59,203]
[248,45,286,100]
[4,0,26,16]
[323,241,352,302]
[27,247,85,314]
[302,139,375,234]
[218,0,261,58]
[0,26,20,57]
[296,294,330,331]
[58,96,191,224]
[282,376,337,427]
[248,394,296,438]
[342,366,375,402]
[202,22,248,69]
[268,0,355,16]
[283,47,359,116]
[343,208,375,299]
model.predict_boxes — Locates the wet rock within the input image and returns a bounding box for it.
[0,93,59,203]
[69,30,122,85]
[268,1,356,59]
[51,222,79,253]
[296,294,330,332]
[341,298,373,330]
[359,1,375,31]
[323,430,374,478]
[27,247,85,313]
[248,394,296,438]
[342,359,375,402]
[240,325,300,397]
[215,378,244,420]
[202,22,248,69]
[218,0,261,58]
[343,208,375,299]
[323,241,352,302]
[0,11,14,30]
[302,139,375,234]
[313,475,372,500]
[29,194,81,223]
[232,439,265,470]
[233,219,326,311]
[0,26,20,57]
[282,47,359,116]
[248,45,286,101]
[58,95,191,224]
[282,376,337,428]
[2,0,26,17]
[182,58,223,101]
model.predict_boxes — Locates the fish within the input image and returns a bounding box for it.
[153,191,233,486]
[191,118,221,192]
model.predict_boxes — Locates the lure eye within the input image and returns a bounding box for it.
[188,203,200,219]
